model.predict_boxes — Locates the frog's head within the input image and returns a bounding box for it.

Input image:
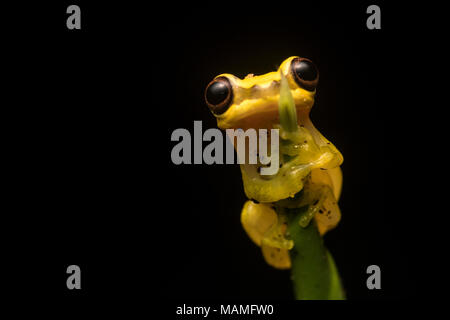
[204,56,342,203]
[205,56,318,130]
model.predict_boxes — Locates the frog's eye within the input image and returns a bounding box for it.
[205,77,233,115]
[290,58,319,91]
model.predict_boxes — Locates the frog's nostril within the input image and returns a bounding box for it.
[205,76,233,115]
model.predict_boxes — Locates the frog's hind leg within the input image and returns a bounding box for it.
[312,186,341,235]
[309,168,342,235]
[241,201,277,247]
[325,167,343,201]
[241,201,292,269]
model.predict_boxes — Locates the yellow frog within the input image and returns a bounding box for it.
[205,56,344,272]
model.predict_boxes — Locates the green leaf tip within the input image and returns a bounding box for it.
[278,72,298,132]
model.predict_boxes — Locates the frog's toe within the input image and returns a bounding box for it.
[261,244,291,270]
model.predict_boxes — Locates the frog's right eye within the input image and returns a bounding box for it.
[290,57,319,91]
[205,77,233,115]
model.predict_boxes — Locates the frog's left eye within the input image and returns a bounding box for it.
[290,58,319,91]
[205,77,233,115]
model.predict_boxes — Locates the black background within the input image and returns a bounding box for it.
[6,0,430,312]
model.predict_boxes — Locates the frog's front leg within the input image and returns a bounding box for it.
[240,201,292,269]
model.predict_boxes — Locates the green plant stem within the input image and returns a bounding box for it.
[277,68,344,299]
[286,207,345,300]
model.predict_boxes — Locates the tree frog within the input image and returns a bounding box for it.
[204,56,343,270]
